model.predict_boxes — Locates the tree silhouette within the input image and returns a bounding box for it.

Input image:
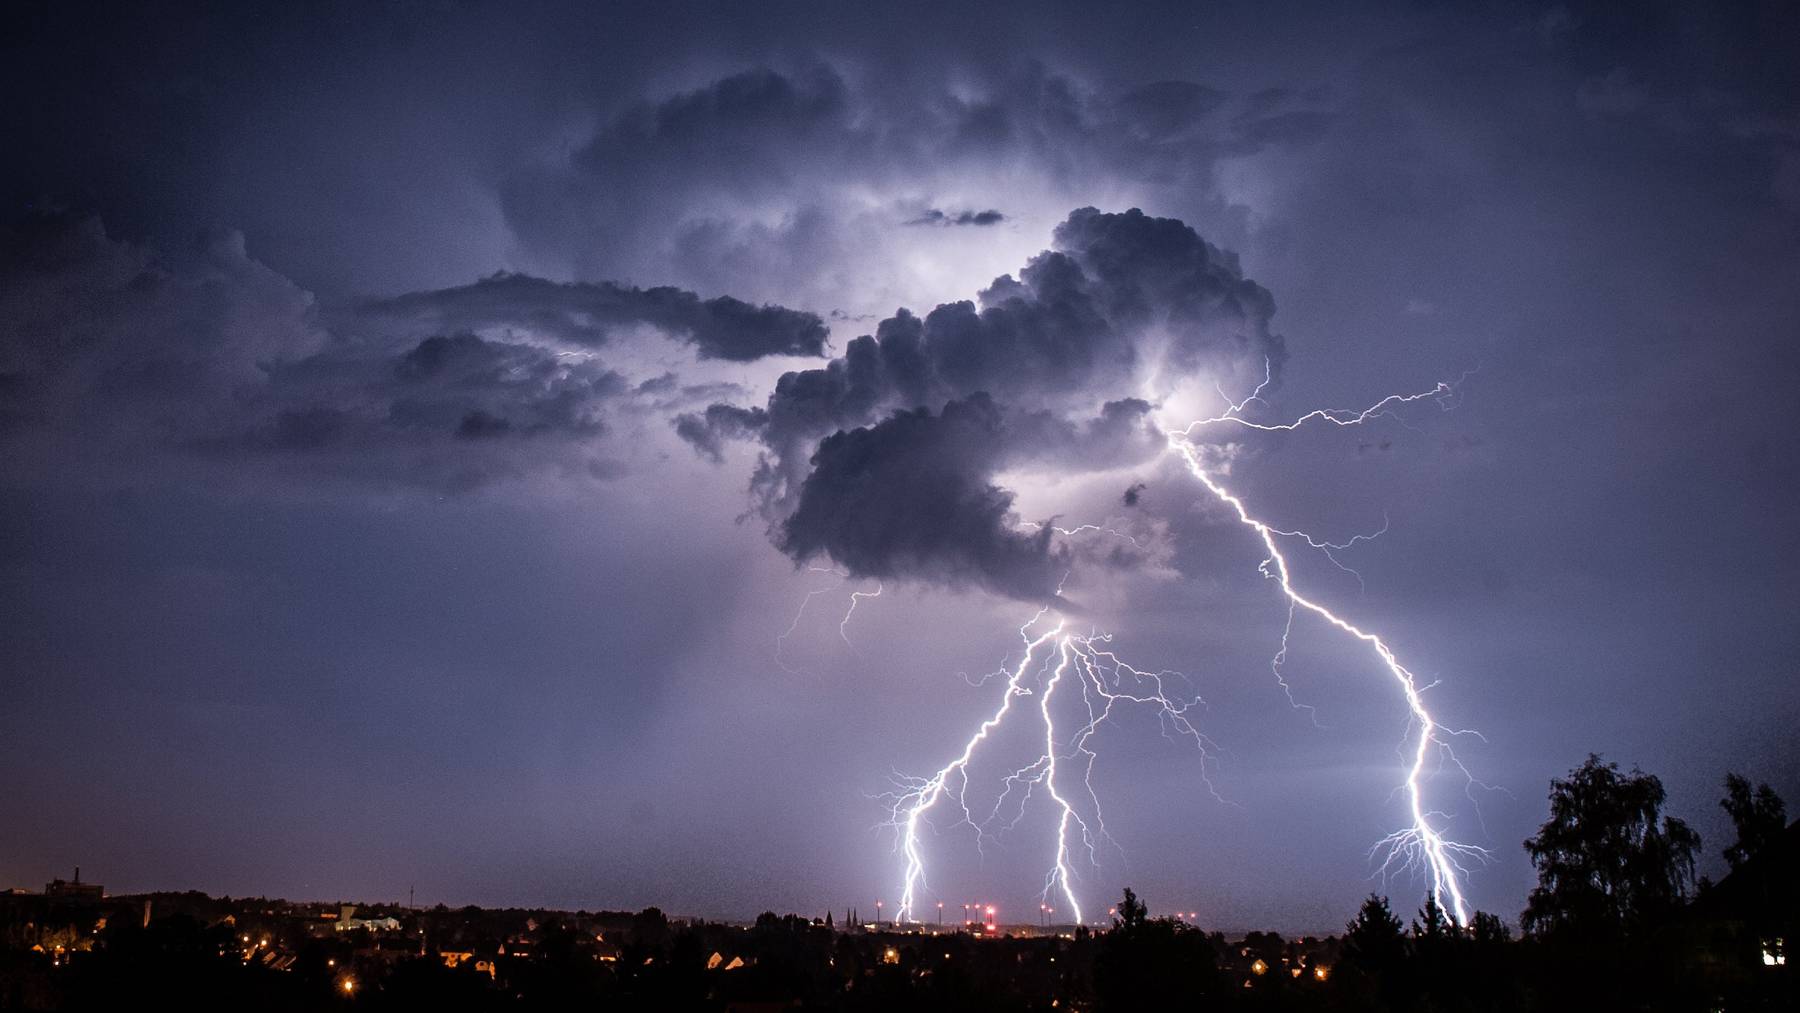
[1112,886,1147,931]
[1411,891,1451,943]
[1720,772,1786,871]
[1092,887,1219,1011]
[1468,910,1511,944]
[1521,753,1700,938]
[1343,893,1407,972]
[1339,894,1410,1009]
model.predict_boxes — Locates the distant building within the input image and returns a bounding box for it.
[1686,818,1799,991]
[335,904,401,933]
[43,868,102,902]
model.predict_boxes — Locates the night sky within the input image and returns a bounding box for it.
[4,1,1797,932]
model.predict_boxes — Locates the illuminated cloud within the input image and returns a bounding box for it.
[684,206,1285,600]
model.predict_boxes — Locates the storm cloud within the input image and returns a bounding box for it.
[906,209,1008,227]
[684,206,1283,600]
[500,63,1338,318]
[779,394,1167,601]
[0,215,825,492]
[362,272,829,362]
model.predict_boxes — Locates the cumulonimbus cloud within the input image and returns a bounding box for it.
[681,206,1287,602]
[499,63,1337,318]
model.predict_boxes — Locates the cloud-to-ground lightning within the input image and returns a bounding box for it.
[884,608,1219,926]
[880,373,1487,928]
[884,613,1067,924]
[1170,385,1488,924]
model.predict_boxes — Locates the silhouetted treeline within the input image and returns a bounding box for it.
[2,757,1792,1010]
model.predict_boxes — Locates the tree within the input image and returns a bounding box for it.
[1093,888,1220,1011]
[630,906,670,949]
[1720,772,1786,871]
[1339,895,1411,1009]
[1108,886,1146,931]
[1411,891,1451,943]
[1468,910,1511,945]
[1718,772,1790,955]
[1343,894,1407,973]
[1521,754,1700,937]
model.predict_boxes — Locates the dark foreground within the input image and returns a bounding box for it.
[0,882,1791,1012]
[5,760,1794,1010]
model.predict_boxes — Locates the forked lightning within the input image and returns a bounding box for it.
[883,375,1487,927]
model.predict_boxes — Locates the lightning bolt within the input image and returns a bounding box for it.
[885,612,1066,924]
[840,582,883,645]
[886,611,1218,926]
[775,567,844,673]
[879,372,1488,929]
[1169,375,1487,923]
[1177,379,1459,437]
[778,569,885,667]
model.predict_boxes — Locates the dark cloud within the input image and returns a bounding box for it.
[361,272,829,362]
[224,330,623,450]
[673,403,769,464]
[156,325,628,491]
[779,396,1067,601]
[1123,481,1147,507]
[685,207,1280,600]
[577,66,852,182]
[0,216,323,435]
[777,392,1165,601]
[1115,80,1229,141]
[498,62,1345,313]
[905,208,1007,226]
[0,216,810,493]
